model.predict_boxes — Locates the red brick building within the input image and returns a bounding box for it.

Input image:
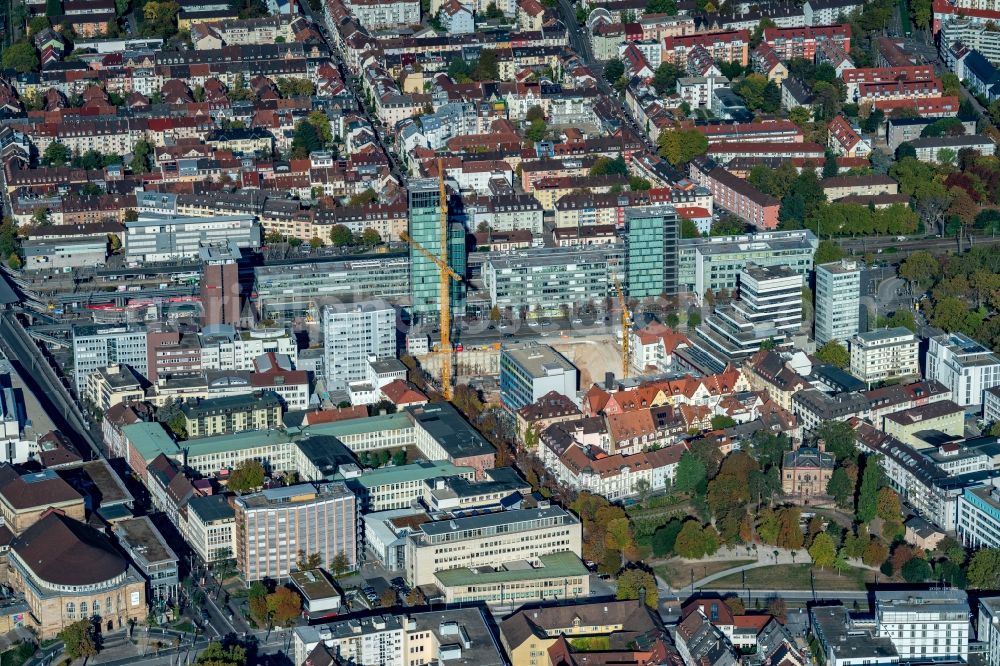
[690,157,779,230]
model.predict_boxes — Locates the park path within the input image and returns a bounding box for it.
[655,546,810,594]
[692,548,810,588]
[657,546,882,595]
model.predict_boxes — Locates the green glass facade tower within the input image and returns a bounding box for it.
[408,178,466,320]
[624,205,679,299]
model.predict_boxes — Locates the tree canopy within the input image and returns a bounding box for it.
[227,459,266,494]
[197,642,247,666]
[615,568,659,608]
[1,41,39,73]
[59,620,98,661]
[815,341,850,368]
[657,128,708,167]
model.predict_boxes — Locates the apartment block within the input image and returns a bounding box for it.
[689,157,779,230]
[84,364,146,412]
[179,391,283,438]
[843,66,937,102]
[344,0,419,29]
[234,483,357,583]
[762,24,851,61]
[857,78,943,107]
[886,117,977,152]
[850,328,920,385]
[404,505,582,587]
[854,423,953,530]
[821,175,899,201]
[943,19,1000,68]
[662,31,750,67]
[984,386,1000,424]
[909,135,997,162]
[804,0,863,25]
[706,141,826,165]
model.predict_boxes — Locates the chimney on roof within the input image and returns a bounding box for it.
[605,372,615,390]
[816,438,825,453]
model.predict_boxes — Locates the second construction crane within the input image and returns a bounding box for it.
[612,273,631,380]
[399,161,461,400]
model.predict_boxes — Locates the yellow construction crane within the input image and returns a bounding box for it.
[399,163,460,399]
[612,273,630,380]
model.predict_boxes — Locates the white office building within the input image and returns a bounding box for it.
[850,327,921,385]
[124,214,262,263]
[875,589,970,662]
[926,332,1000,410]
[322,302,396,391]
[978,597,1000,666]
[499,343,579,412]
[811,605,899,666]
[958,485,1000,550]
[815,259,860,346]
[678,229,818,299]
[199,325,299,371]
[986,387,1000,425]
[404,505,582,588]
[696,263,803,363]
[71,323,148,396]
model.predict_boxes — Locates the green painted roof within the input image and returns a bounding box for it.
[434,552,587,587]
[338,460,474,489]
[307,412,411,438]
[184,429,290,457]
[121,422,181,461]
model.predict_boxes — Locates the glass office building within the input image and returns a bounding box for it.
[408,179,466,320]
[624,205,679,299]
